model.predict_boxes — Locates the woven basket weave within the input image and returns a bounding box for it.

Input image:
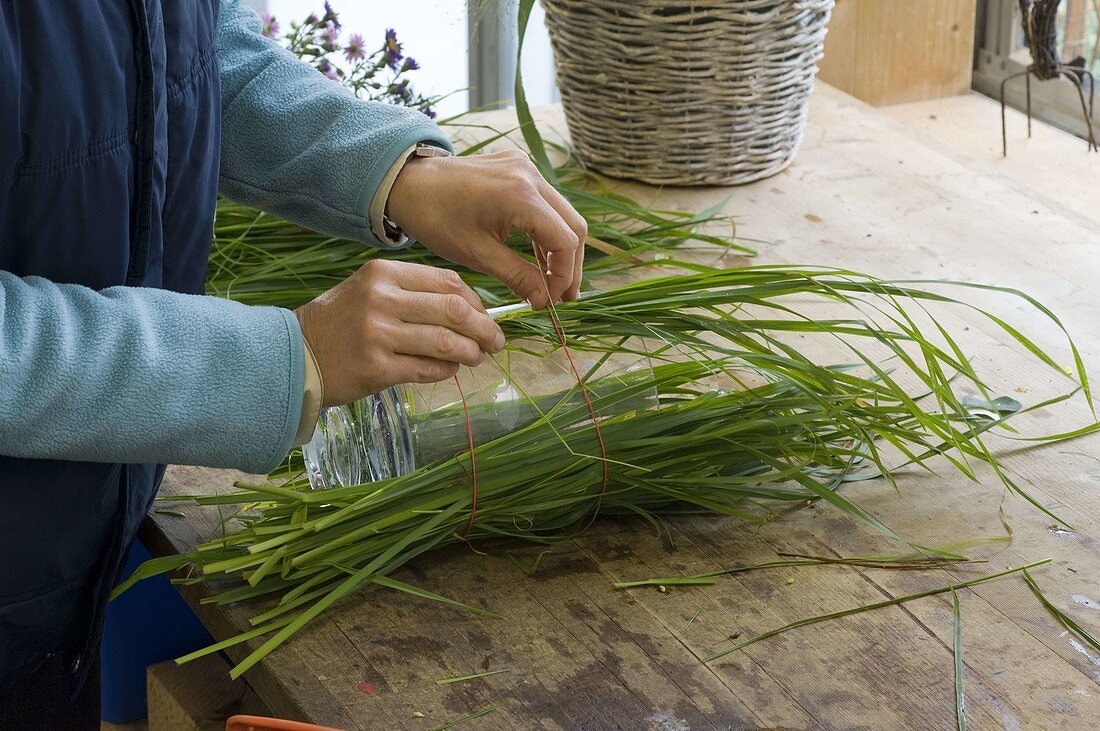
[541,0,835,186]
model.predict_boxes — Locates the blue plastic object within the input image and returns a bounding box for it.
[100,539,213,723]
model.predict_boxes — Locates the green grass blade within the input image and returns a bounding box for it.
[435,668,512,685]
[952,586,967,731]
[370,575,502,619]
[704,559,1051,662]
[1021,568,1100,652]
[430,700,507,731]
[514,0,556,182]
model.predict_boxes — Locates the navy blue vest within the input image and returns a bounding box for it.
[0,0,221,688]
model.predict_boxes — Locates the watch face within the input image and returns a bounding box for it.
[415,143,452,158]
[383,216,404,240]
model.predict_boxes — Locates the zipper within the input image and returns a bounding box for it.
[125,0,156,286]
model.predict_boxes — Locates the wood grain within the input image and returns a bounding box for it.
[819,0,977,106]
[143,85,1100,729]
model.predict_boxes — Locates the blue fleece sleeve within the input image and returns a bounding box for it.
[0,271,304,474]
[217,0,453,248]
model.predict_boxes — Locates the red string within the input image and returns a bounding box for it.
[456,245,609,535]
[535,248,609,511]
[548,306,608,502]
[454,373,478,536]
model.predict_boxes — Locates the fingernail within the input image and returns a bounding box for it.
[493,331,505,351]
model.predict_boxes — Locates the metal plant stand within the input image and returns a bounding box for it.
[1001,0,1098,155]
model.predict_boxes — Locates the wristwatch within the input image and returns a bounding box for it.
[382,142,453,240]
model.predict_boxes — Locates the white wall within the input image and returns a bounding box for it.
[521,2,559,105]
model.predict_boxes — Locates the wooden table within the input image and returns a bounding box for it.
[144,84,1100,730]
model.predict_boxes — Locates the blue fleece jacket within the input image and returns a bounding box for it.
[0,1,452,474]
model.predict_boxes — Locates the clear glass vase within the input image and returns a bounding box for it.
[302,345,656,490]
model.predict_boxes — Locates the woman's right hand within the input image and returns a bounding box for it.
[294,259,505,407]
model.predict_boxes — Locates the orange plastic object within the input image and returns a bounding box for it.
[226,715,347,731]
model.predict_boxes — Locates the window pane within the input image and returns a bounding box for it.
[1008,0,1100,75]
[1059,0,1100,74]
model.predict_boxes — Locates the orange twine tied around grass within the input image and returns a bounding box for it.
[456,249,609,536]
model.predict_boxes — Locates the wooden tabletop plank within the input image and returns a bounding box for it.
[881,92,1100,232]
[144,84,1100,729]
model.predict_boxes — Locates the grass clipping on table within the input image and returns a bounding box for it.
[121,266,1095,678]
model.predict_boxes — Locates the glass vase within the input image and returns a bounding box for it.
[301,345,655,490]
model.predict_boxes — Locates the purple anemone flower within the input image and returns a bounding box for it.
[319,21,340,50]
[383,28,404,69]
[317,59,340,81]
[343,33,365,62]
[259,13,280,38]
[323,1,341,29]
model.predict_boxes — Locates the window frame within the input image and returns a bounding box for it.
[973,0,1098,141]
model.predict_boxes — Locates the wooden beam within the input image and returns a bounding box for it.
[819,0,978,106]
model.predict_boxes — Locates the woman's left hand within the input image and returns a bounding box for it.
[385,149,587,310]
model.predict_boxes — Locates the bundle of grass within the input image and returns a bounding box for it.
[206,152,749,310]
[123,266,1093,677]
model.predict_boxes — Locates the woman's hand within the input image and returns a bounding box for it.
[386,149,588,309]
[295,259,504,407]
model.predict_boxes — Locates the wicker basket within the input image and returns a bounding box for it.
[541,0,835,186]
